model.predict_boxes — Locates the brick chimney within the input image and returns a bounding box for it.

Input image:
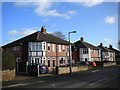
[41,26,46,33]
[81,37,84,42]
[100,43,103,47]
[109,45,112,48]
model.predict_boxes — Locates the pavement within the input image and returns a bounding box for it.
[2,65,120,89]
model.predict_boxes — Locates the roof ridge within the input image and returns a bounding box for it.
[46,32,70,44]
[81,41,87,48]
[109,47,120,52]
[36,31,40,40]
[74,40,87,48]
[2,31,38,47]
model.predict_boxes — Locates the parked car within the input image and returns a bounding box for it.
[86,61,97,67]
[80,61,87,65]
[39,65,49,74]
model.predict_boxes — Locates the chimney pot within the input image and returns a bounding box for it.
[81,37,84,42]
[41,26,46,33]
[100,43,103,47]
[109,45,112,48]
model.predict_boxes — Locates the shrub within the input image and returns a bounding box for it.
[0,47,2,70]
[2,52,15,70]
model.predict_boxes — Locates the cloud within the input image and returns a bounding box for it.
[9,38,16,41]
[104,16,115,24]
[8,30,19,35]
[14,2,77,19]
[47,31,53,34]
[14,2,32,6]
[103,38,113,44]
[73,0,104,7]
[8,28,36,36]
[43,18,48,22]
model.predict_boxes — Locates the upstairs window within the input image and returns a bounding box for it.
[48,43,50,51]
[13,46,20,50]
[83,49,88,54]
[52,44,55,52]
[48,46,50,51]
[63,45,65,51]
[59,45,61,52]
[29,42,42,51]
[66,46,69,52]
[43,45,46,50]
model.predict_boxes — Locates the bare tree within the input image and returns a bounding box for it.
[51,31,66,40]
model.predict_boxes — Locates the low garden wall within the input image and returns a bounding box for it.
[58,62,116,74]
[58,66,89,74]
[0,69,15,81]
[103,62,116,67]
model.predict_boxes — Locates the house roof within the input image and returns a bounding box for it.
[98,46,114,52]
[108,47,120,52]
[2,31,71,48]
[74,40,99,50]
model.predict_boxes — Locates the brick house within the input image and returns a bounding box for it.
[2,27,71,73]
[108,45,120,62]
[72,37,101,63]
[98,43,115,61]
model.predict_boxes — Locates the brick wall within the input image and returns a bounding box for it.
[46,43,67,57]
[91,49,99,61]
[72,49,80,62]
[0,69,15,81]
[58,66,89,74]
[103,62,116,67]
[46,43,68,67]
[3,46,22,61]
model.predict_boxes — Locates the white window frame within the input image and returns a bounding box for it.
[63,45,65,51]
[29,42,42,51]
[31,52,36,56]
[59,57,65,65]
[38,52,42,56]
[59,45,61,52]
[48,43,50,51]
[52,44,55,52]
[48,57,50,67]
[13,46,20,51]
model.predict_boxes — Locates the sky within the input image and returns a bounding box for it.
[2,1,119,49]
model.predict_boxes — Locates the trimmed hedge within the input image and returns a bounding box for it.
[2,52,15,70]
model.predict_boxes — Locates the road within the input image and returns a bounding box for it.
[2,65,120,89]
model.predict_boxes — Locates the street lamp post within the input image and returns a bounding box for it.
[68,31,76,75]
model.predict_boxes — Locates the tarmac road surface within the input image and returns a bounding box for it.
[2,65,120,89]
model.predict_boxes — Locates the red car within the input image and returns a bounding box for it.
[86,61,97,67]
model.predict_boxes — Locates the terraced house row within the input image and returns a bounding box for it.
[2,27,120,73]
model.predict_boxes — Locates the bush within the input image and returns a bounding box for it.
[2,52,15,70]
[0,47,2,70]
[72,63,80,67]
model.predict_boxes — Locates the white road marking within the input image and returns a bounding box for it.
[88,78,106,86]
[91,70,100,72]
[7,83,31,88]
[4,81,45,88]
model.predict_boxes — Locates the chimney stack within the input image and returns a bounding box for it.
[109,45,112,48]
[41,26,46,33]
[81,37,84,42]
[100,43,103,47]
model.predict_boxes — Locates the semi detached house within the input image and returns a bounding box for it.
[72,37,101,63]
[2,27,71,73]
